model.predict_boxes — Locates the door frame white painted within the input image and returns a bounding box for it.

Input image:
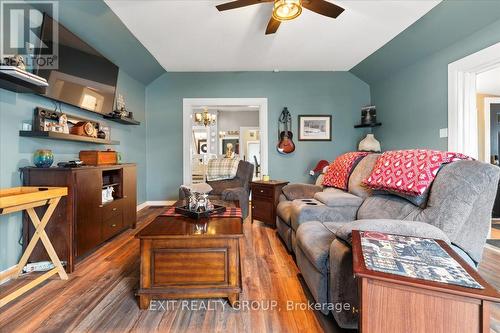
[182,98,268,185]
[484,97,500,162]
[448,42,500,157]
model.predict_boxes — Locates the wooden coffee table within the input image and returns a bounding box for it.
[136,201,243,309]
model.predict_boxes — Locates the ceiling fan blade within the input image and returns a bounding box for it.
[265,16,281,35]
[216,0,270,11]
[302,0,344,19]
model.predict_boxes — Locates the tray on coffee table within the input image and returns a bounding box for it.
[174,204,226,219]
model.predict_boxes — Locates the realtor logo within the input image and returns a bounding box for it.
[0,0,58,69]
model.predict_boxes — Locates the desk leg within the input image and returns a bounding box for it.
[24,197,68,280]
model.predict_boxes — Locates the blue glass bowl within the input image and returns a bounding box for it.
[33,149,54,168]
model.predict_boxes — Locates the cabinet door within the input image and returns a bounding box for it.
[75,169,102,257]
[122,165,137,228]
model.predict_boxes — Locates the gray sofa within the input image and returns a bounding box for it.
[276,154,380,252]
[290,160,499,329]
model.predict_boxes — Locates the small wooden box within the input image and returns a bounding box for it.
[79,150,117,166]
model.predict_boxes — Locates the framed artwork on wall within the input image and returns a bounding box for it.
[197,139,208,154]
[298,115,332,141]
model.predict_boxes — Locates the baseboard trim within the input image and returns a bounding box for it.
[137,201,176,211]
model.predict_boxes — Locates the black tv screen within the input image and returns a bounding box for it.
[36,15,119,114]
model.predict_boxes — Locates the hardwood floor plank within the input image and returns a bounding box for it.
[1,207,498,333]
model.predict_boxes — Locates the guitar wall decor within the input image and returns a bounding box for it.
[277,107,296,155]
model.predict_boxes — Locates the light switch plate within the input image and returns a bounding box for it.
[439,128,448,138]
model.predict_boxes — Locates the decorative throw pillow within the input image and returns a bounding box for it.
[363,150,471,197]
[322,152,371,190]
[206,158,240,181]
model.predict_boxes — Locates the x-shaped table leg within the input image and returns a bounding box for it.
[15,197,68,280]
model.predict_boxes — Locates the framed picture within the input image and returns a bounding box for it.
[222,138,240,154]
[197,139,208,154]
[298,115,332,141]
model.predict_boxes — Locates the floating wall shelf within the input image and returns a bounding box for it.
[19,131,120,145]
[354,123,382,128]
[103,114,140,125]
[0,66,48,94]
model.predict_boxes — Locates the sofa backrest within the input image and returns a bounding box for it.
[357,160,500,263]
[347,153,380,198]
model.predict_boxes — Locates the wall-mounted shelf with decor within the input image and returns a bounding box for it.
[354,122,382,128]
[0,66,48,94]
[103,114,140,125]
[19,131,120,145]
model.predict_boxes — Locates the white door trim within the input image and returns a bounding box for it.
[182,98,268,185]
[484,97,500,162]
[448,42,500,156]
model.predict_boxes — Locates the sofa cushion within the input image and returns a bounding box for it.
[277,201,294,226]
[282,183,322,201]
[314,191,363,207]
[334,219,451,245]
[290,199,358,231]
[322,152,370,190]
[296,221,340,273]
[357,194,421,220]
[347,153,379,198]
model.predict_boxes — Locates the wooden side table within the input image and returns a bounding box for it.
[0,187,68,308]
[351,230,500,333]
[250,180,288,227]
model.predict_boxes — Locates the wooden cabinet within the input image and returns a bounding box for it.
[351,230,500,333]
[250,180,288,227]
[22,164,137,272]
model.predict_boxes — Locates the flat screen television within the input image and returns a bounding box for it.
[36,14,119,115]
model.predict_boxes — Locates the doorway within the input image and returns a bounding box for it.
[448,43,500,247]
[182,98,268,185]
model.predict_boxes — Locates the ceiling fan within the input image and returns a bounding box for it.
[216,0,345,35]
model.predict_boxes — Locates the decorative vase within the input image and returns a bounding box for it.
[358,134,381,152]
[33,149,54,168]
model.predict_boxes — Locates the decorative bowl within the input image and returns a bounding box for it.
[33,149,54,168]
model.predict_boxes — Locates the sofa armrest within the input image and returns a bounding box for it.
[329,219,450,329]
[335,219,451,245]
[282,183,322,201]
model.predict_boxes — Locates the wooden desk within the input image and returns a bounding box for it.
[135,201,243,309]
[352,230,500,333]
[0,186,68,308]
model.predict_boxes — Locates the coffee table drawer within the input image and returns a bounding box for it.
[152,249,227,286]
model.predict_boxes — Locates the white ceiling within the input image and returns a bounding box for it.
[477,66,500,96]
[105,0,440,72]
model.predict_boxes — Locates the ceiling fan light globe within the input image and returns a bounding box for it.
[272,0,302,21]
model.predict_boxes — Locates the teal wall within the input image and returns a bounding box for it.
[0,70,147,271]
[0,0,156,271]
[146,72,370,200]
[351,1,500,150]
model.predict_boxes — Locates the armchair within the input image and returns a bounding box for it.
[179,160,254,219]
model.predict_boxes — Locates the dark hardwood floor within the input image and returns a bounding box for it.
[0,207,499,332]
